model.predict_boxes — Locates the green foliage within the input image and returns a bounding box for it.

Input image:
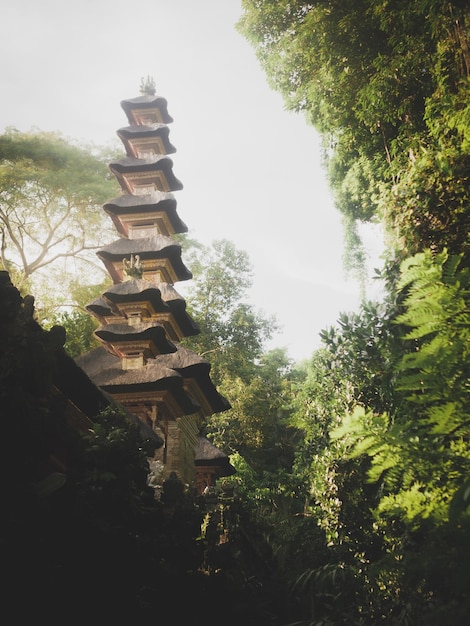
[74,405,160,521]
[319,299,403,415]
[41,280,113,356]
[291,329,392,546]
[0,129,118,295]
[331,249,470,526]
[2,4,469,619]
[43,307,99,357]
[282,248,470,622]
[182,238,277,384]
[377,127,470,260]
[183,240,293,493]
[395,250,469,448]
[212,348,296,472]
[238,1,470,263]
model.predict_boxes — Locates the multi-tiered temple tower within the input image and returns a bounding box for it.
[77,82,231,488]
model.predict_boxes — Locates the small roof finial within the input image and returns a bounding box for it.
[140,75,156,96]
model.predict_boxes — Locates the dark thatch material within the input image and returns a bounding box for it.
[94,322,177,355]
[195,437,228,462]
[195,437,236,476]
[104,280,200,337]
[77,346,178,385]
[76,347,200,416]
[110,155,172,169]
[109,156,183,192]
[155,346,231,414]
[117,125,176,155]
[85,295,114,318]
[103,281,169,310]
[104,190,176,209]
[120,95,173,125]
[76,345,230,416]
[155,344,209,369]
[98,233,182,257]
[103,192,188,234]
[85,282,200,338]
[51,349,160,445]
[96,236,192,282]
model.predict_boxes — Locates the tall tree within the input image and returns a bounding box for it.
[0,129,118,299]
[238,1,470,261]
[182,238,296,475]
[328,249,470,623]
[332,249,470,526]
[234,4,470,622]
[182,238,277,385]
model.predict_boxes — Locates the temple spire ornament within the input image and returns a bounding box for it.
[140,75,157,96]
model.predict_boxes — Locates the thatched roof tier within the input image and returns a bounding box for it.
[94,322,176,360]
[109,156,183,194]
[98,233,186,257]
[85,295,115,321]
[76,347,200,418]
[103,192,187,237]
[85,281,199,339]
[195,437,233,465]
[97,236,192,284]
[117,124,176,157]
[155,345,231,416]
[103,279,169,311]
[120,95,173,126]
[50,341,161,445]
[99,280,200,340]
[155,344,209,369]
[194,437,236,494]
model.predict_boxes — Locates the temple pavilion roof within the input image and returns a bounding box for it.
[76,347,200,418]
[97,235,192,284]
[117,124,176,157]
[94,322,177,360]
[86,280,200,340]
[195,437,236,473]
[103,192,188,237]
[109,156,183,194]
[76,345,231,419]
[78,86,234,482]
[153,345,231,416]
[120,95,174,125]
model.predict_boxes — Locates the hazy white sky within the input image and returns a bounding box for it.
[1,0,384,361]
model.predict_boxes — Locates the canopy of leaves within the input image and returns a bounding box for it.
[0,129,118,296]
[321,249,470,622]
[238,1,470,261]
[333,250,470,521]
[182,238,277,384]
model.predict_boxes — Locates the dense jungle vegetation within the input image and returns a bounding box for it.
[1,2,469,624]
